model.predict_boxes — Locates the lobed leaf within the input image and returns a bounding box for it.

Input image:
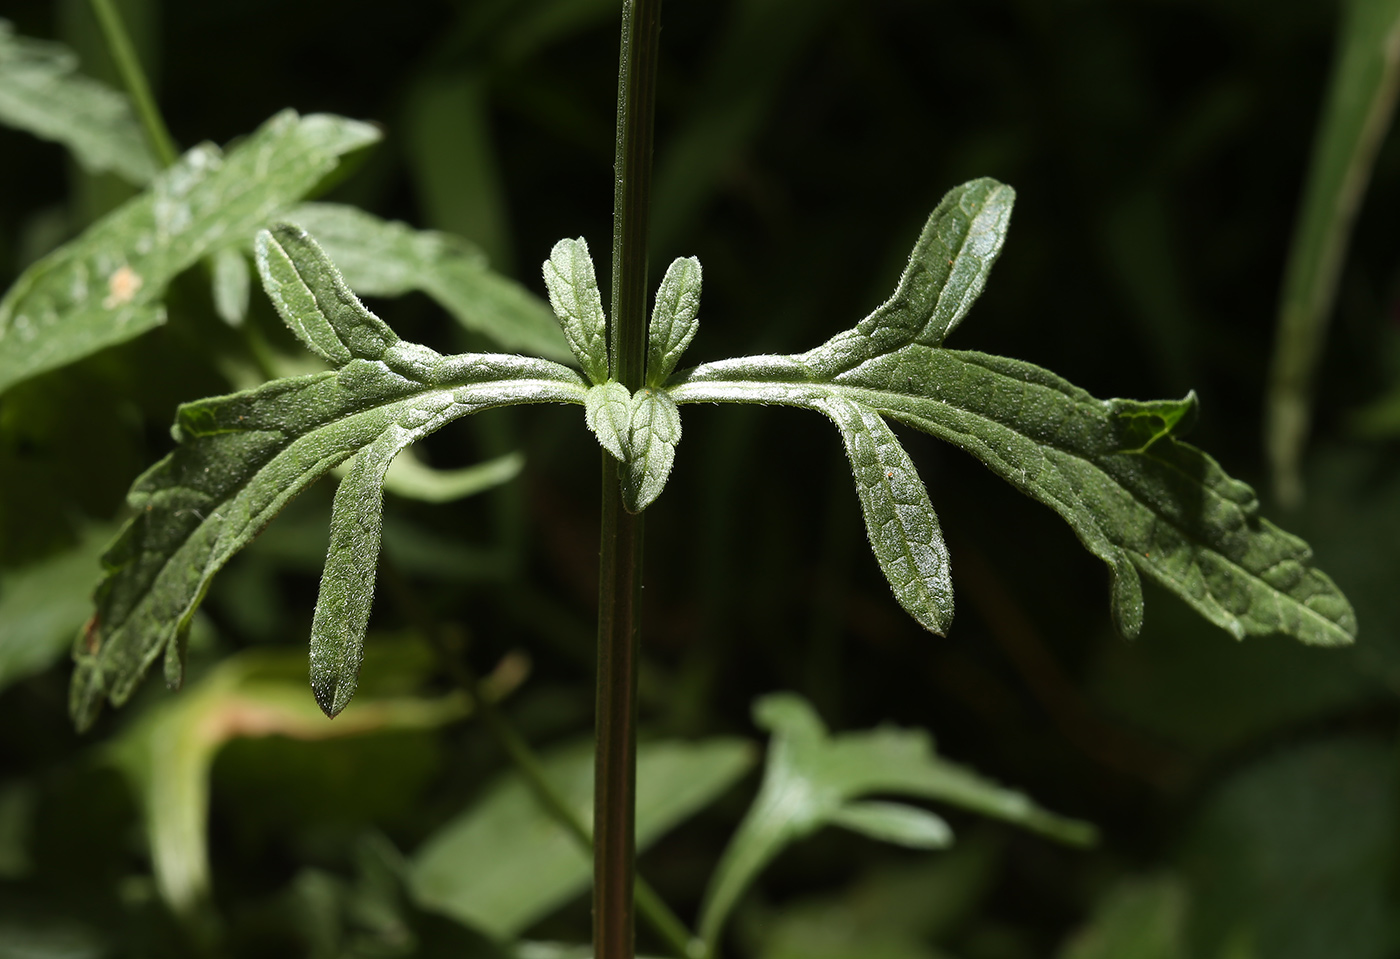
[282,203,573,361]
[542,237,609,384]
[647,255,702,387]
[666,178,1356,648]
[696,693,1093,949]
[0,110,379,395]
[71,225,588,730]
[0,19,156,183]
[620,389,682,513]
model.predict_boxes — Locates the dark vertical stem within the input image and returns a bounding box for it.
[595,3,663,959]
[88,0,179,169]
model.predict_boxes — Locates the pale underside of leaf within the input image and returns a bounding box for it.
[0,110,379,395]
[0,19,156,183]
[821,394,953,635]
[543,236,609,384]
[668,346,1356,647]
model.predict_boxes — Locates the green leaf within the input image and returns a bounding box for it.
[71,225,588,730]
[822,394,952,635]
[647,256,701,387]
[1058,875,1188,959]
[0,524,113,696]
[667,179,1356,647]
[410,738,755,941]
[584,380,630,460]
[283,203,572,362]
[620,389,682,513]
[1266,0,1400,506]
[0,19,156,183]
[826,801,952,850]
[210,247,250,327]
[696,693,1094,949]
[352,448,525,504]
[107,647,471,916]
[542,237,609,384]
[0,110,380,395]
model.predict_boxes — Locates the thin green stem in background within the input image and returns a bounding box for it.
[380,560,698,959]
[87,0,178,168]
[596,2,663,958]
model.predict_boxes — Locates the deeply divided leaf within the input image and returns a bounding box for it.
[71,226,588,730]
[697,693,1093,949]
[666,178,1357,648]
[542,237,609,384]
[0,110,379,395]
[0,20,156,183]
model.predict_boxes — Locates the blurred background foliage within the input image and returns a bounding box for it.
[1,0,1399,957]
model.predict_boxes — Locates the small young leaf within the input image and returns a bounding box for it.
[71,229,589,729]
[822,395,952,635]
[585,381,631,461]
[0,110,379,395]
[647,256,702,386]
[542,237,609,384]
[0,19,156,183]
[696,693,1093,949]
[620,389,682,513]
[282,203,573,362]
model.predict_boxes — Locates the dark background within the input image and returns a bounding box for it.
[2,1,1399,957]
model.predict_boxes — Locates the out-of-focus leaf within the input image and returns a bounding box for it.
[1178,737,1398,959]
[696,694,1095,949]
[283,203,572,362]
[410,737,754,940]
[210,246,250,327]
[514,945,667,959]
[405,74,513,273]
[0,19,155,183]
[336,448,525,504]
[1057,875,1188,959]
[107,647,480,918]
[0,780,36,879]
[69,224,585,729]
[0,524,112,695]
[1265,0,1400,506]
[0,917,106,959]
[0,110,380,395]
[670,179,1357,648]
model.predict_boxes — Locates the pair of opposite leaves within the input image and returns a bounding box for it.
[70,178,1356,730]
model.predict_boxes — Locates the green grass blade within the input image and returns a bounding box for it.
[1266,0,1400,506]
[0,110,379,395]
[0,19,156,183]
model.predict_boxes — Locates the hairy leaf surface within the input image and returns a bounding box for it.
[0,110,378,395]
[542,236,609,384]
[620,389,682,513]
[697,694,1093,949]
[0,19,156,183]
[283,203,572,361]
[71,225,587,729]
[647,255,702,386]
[667,178,1356,647]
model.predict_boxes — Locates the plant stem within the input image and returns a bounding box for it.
[88,0,179,169]
[380,560,698,958]
[597,3,663,959]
